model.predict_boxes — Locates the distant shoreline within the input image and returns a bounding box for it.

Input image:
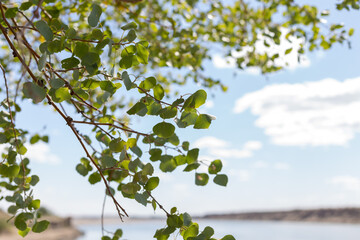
[72,207,360,225]
[200,207,360,224]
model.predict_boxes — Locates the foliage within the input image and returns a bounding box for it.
[0,0,357,239]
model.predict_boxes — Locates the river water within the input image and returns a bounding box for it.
[75,219,360,240]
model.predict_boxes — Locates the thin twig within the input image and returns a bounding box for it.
[72,120,150,137]
[146,190,170,217]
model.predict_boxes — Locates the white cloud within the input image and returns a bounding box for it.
[274,162,290,170]
[212,28,310,72]
[234,77,360,146]
[244,141,262,151]
[330,176,360,191]
[194,136,262,160]
[0,142,61,165]
[194,136,228,149]
[25,142,61,165]
[203,100,214,110]
[213,55,236,69]
[209,148,252,159]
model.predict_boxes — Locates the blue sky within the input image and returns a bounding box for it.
[1,1,360,218]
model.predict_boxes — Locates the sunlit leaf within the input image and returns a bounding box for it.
[153,122,175,138]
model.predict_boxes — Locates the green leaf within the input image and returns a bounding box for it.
[18,227,31,237]
[88,172,101,184]
[148,101,162,115]
[35,20,53,41]
[30,175,40,186]
[54,87,71,102]
[38,53,47,71]
[187,148,199,164]
[100,81,117,95]
[167,215,183,228]
[182,90,207,110]
[109,138,126,153]
[182,141,189,151]
[192,90,207,108]
[114,229,123,238]
[195,173,209,186]
[183,223,199,239]
[17,144,27,155]
[183,163,200,172]
[121,45,136,57]
[168,134,180,146]
[81,78,100,90]
[66,28,77,39]
[214,174,228,187]
[127,102,147,115]
[208,160,222,174]
[200,226,215,238]
[139,77,156,90]
[172,98,184,107]
[122,71,132,90]
[6,165,20,177]
[76,164,88,176]
[153,122,175,138]
[14,213,33,231]
[349,28,355,36]
[73,88,89,100]
[174,155,187,165]
[121,22,138,30]
[193,114,212,129]
[81,52,100,66]
[61,57,80,70]
[22,82,46,103]
[121,182,140,195]
[153,84,164,100]
[88,4,102,27]
[135,192,148,206]
[20,2,33,11]
[136,43,149,64]
[159,106,177,119]
[130,145,142,157]
[0,133,7,143]
[50,78,64,89]
[183,212,192,227]
[178,110,198,127]
[144,177,159,191]
[119,55,134,69]
[47,40,63,53]
[32,220,50,233]
[102,156,117,168]
[159,159,177,172]
[221,235,236,240]
[74,42,89,58]
[142,163,154,176]
[285,48,293,55]
[29,199,40,210]
[14,217,27,231]
[5,7,18,18]
[92,28,103,40]
[149,148,162,161]
[126,29,137,42]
